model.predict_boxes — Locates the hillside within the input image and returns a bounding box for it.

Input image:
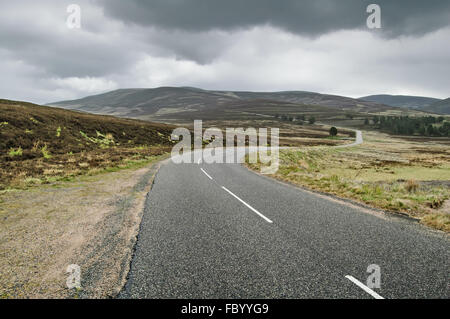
[0,99,174,189]
[48,87,399,120]
[421,98,450,115]
[360,94,441,110]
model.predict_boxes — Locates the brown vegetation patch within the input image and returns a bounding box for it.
[0,100,175,189]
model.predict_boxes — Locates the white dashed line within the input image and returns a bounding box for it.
[200,168,213,180]
[221,186,273,224]
[345,275,385,299]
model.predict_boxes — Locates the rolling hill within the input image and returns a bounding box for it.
[360,94,440,110]
[0,99,174,189]
[360,94,450,115]
[48,87,400,120]
[421,98,450,115]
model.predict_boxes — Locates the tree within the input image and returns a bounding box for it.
[373,116,380,124]
[418,125,426,136]
[308,116,316,124]
[426,124,435,136]
[329,127,338,136]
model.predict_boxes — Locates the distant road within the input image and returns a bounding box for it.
[120,134,449,299]
[336,129,363,148]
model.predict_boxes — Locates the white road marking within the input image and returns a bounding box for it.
[345,275,385,299]
[200,168,213,180]
[197,158,202,164]
[221,186,273,224]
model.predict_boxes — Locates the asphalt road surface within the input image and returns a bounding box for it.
[120,141,449,299]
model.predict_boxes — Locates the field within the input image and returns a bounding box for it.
[247,130,450,232]
[180,119,356,147]
[0,99,175,189]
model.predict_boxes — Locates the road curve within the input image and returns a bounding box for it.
[336,129,363,147]
[120,145,449,299]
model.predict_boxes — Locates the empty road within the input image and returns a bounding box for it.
[120,144,449,299]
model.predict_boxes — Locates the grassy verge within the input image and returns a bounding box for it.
[246,131,450,232]
[0,153,169,298]
[1,145,171,190]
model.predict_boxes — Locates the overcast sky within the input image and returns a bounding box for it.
[0,0,449,104]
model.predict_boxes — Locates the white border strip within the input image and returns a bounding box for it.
[221,186,273,224]
[345,275,385,299]
[200,168,213,180]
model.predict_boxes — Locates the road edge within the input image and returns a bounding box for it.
[115,158,171,298]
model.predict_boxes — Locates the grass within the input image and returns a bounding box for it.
[247,130,450,232]
[8,147,22,157]
[0,99,175,189]
[0,152,166,298]
[41,145,51,159]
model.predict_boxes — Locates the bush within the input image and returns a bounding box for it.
[329,127,338,136]
[41,145,52,159]
[308,117,316,124]
[404,180,419,193]
[8,147,23,157]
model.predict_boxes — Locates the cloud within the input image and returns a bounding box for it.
[0,0,448,104]
[100,0,450,37]
[109,26,450,99]
[49,77,118,94]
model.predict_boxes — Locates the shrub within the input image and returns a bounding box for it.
[8,147,23,157]
[329,127,338,136]
[405,180,419,193]
[41,145,52,159]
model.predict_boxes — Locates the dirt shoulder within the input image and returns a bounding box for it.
[0,155,168,298]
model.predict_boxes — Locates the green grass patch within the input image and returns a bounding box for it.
[41,145,52,159]
[8,147,23,157]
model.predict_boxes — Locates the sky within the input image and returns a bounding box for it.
[0,0,449,104]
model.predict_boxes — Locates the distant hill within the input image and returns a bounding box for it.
[360,94,441,110]
[421,98,450,115]
[48,87,398,120]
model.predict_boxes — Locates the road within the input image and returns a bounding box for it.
[336,129,363,147]
[120,135,449,299]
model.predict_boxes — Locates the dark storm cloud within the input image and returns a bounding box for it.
[100,0,450,37]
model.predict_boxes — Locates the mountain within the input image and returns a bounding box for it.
[360,94,441,110]
[421,98,450,115]
[48,87,397,120]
